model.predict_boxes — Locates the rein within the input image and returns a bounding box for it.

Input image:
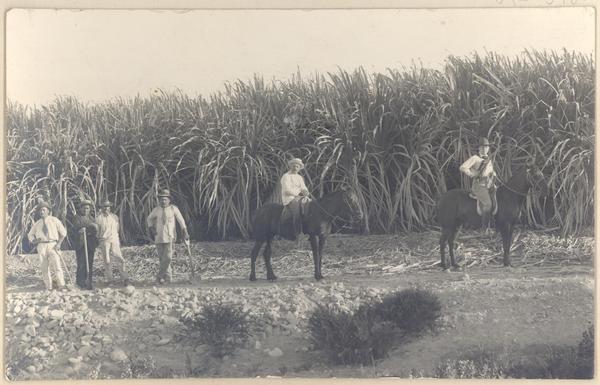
[306,192,358,223]
[496,170,539,197]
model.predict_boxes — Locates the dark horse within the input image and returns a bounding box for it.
[437,160,548,268]
[250,187,363,281]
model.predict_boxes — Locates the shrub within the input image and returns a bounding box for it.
[435,359,506,379]
[372,288,442,334]
[181,301,252,358]
[575,324,594,378]
[434,347,508,379]
[508,324,594,379]
[436,325,594,379]
[307,303,397,365]
[120,354,158,378]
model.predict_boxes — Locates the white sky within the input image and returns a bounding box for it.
[6,7,596,106]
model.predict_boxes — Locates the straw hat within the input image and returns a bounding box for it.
[79,199,93,208]
[479,137,490,147]
[36,201,51,212]
[157,189,171,198]
[98,200,112,208]
[287,158,305,170]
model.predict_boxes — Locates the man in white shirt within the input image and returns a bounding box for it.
[459,137,497,229]
[147,189,189,284]
[279,158,311,240]
[96,200,130,286]
[27,201,68,291]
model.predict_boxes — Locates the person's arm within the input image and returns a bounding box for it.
[280,174,299,201]
[27,221,38,244]
[173,206,189,240]
[55,218,67,250]
[147,208,157,239]
[114,214,120,239]
[459,156,478,177]
[298,175,309,196]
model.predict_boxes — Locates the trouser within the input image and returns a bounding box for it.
[36,242,65,290]
[99,238,128,282]
[75,242,96,288]
[281,197,310,240]
[472,184,493,227]
[156,242,173,282]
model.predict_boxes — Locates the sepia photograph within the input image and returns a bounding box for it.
[4,4,596,381]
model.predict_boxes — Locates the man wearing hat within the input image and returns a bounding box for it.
[146,189,189,284]
[27,201,68,291]
[279,158,311,240]
[70,199,99,289]
[96,200,129,286]
[460,137,497,230]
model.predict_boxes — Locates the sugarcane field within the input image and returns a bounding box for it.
[4,7,596,381]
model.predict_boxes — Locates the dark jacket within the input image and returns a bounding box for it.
[71,215,98,250]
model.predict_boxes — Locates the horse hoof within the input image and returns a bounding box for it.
[267,275,277,282]
[249,275,256,282]
[503,263,513,268]
[314,275,324,280]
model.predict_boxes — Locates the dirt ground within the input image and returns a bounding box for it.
[4,230,595,379]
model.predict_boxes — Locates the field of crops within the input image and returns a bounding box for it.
[6,49,594,254]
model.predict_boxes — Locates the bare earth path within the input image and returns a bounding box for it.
[4,231,594,379]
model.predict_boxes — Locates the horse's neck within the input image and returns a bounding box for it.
[314,192,343,218]
[504,171,530,196]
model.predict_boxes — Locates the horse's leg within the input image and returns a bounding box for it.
[501,223,514,267]
[263,239,277,281]
[439,228,450,269]
[309,235,321,280]
[448,228,460,268]
[249,241,263,281]
[316,234,326,280]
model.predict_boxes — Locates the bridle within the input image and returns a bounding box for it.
[496,168,545,197]
[306,190,362,223]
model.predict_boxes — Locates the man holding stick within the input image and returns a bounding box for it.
[147,189,189,284]
[27,201,68,291]
[71,199,98,290]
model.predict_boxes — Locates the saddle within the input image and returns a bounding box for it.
[279,198,310,240]
[468,189,498,217]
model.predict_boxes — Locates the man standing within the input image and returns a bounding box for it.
[146,189,189,284]
[96,200,130,286]
[71,199,98,290]
[459,137,497,230]
[27,201,68,291]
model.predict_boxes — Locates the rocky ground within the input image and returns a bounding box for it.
[4,229,595,379]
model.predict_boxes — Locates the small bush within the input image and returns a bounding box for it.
[435,348,508,379]
[372,288,442,334]
[307,303,396,365]
[509,324,594,379]
[120,354,158,378]
[575,324,594,378]
[436,325,594,379]
[181,301,252,358]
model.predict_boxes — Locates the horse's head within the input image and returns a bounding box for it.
[339,185,364,223]
[526,158,549,197]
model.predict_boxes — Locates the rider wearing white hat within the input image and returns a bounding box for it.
[279,157,311,240]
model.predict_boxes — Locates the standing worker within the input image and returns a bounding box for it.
[146,189,189,284]
[27,200,68,291]
[96,200,130,286]
[71,199,98,290]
